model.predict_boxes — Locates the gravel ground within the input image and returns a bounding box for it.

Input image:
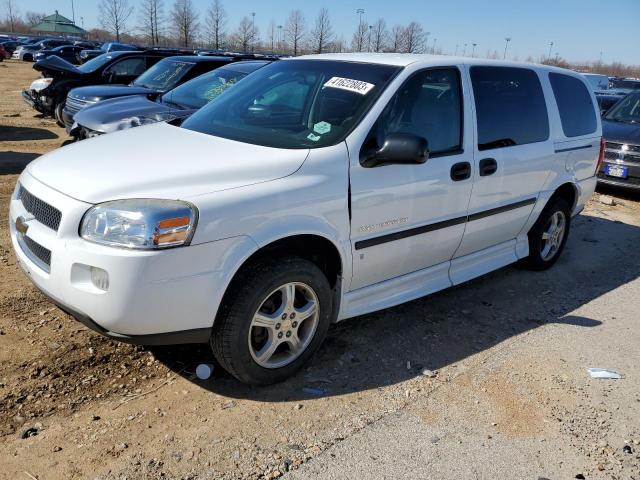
[0,60,639,480]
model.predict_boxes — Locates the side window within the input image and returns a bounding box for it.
[470,66,549,151]
[105,57,146,76]
[368,68,463,156]
[549,73,597,137]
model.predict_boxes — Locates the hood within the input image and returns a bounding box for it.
[603,120,640,145]
[26,122,309,203]
[68,84,157,103]
[74,95,193,133]
[33,55,81,77]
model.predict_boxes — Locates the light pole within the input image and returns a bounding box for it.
[432,38,437,54]
[251,12,256,53]
[472,43,477,57]
[424,31,430,53]
[368,25,373,52]
[356,8,365,25]
[71,0,75,23]
[277,25,282,52]
[503,37,511,59]
[547,41,554,60]
[462,43,467,56]
[455,44,459,56]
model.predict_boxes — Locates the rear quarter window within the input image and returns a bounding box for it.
[549,73,597,137]
[470,66,549,151]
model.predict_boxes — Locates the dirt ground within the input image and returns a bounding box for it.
[0,60,639,480]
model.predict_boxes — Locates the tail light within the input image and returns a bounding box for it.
[596,137,605,174]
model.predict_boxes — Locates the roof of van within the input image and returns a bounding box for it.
[291,53,573,72]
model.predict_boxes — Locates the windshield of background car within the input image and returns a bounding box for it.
[610,79,640,90]
[604,93,640,124]
[181,60,401,149]
[162,67,249,109]
[133,59,194,91]
[77,53,116,73]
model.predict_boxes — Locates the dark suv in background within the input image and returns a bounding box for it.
[598,92,640,191]
[22,50,185,125]
[61,55,244,129]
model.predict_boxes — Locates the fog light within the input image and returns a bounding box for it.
[90,267,109,291]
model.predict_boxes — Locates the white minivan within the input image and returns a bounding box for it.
[10,54,603,384]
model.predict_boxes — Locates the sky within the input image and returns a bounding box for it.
[11,0,640,65]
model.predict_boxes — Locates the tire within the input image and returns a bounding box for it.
[211,256,333,385]
[54,101,65,127]
[522,197,571,271]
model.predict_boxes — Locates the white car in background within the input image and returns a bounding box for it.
[10,53,602,385]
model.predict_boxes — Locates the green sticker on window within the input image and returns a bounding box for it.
[314,121,331,135]
[307,133,321,142]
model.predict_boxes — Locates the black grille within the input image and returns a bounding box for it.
[22,236,52,267]
[18,186,62,232]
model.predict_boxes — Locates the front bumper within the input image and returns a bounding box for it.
[9,172,253,342]
[597,161,640,190]
[21,89,51,114]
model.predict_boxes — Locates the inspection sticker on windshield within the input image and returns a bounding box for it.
[324,77,375,95]
[314,121,331,134]
[307,133,321,142]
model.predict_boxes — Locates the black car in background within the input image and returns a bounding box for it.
[13,38,72,61]
[71,60,270,138]
[33,45,85,64]
[22,50,184,125]
[595,93,622,115]
[77,42,141,63]
[597,92,640,191]
[62,55,269,129]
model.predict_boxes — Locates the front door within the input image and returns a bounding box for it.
[349,67,474,290]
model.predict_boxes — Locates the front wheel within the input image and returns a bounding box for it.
[522,197,571,270]
[211,256,333,385]
[54,101,66,128]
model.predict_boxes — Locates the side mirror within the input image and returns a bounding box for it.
[360,133,429,168]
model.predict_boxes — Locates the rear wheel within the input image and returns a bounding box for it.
[211,256,333,385]
[522,197,571,270]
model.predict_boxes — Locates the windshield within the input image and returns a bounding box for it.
[77,53,116,73]
[610,79,640,90]
[182,60,401,149]
[133,59,194,91]
[162,67,251,109]
[604,93,640,124]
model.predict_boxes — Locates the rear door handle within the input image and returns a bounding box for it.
[479,158,498,176]
[450,162,471,181]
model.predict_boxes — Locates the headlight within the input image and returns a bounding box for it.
[80,199,198,249]
[116,112,179,130]
[30,78,53,92]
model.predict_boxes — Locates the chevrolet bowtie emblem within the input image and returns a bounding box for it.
[15,216,29,235]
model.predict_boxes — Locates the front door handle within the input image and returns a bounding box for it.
[450,162,471,181]
[479,158,498,176]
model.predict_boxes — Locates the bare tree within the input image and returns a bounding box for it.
[232,16,257,53]
[309,8,333,54]
[351,21,368,52]
[403,22,426,53]
[390,24,405,52]
[99,0,134,42]
[25,11,46,27]
[138,0,163,44]
[285,9,305,56]
[2,0,20,33]
[205,0,226,50]
[171,0,199,47]
[370,18,387,52]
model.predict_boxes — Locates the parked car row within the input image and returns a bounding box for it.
[11,54,606,384]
